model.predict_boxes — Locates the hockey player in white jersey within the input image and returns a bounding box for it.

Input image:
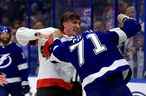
[16,27,75,96]
[16,11,82,96]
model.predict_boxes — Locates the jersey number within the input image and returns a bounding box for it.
[70,34,106,67]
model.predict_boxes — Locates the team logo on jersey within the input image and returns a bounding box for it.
[0,53,12,69]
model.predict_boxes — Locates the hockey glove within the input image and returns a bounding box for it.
[118,14,131,27]
[42,35,54,58]
[42,31,63,58]
[21,81,30,94]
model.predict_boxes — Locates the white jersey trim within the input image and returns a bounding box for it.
[6,77,21,83]
[82,59,129,88]
[109,28,127,45]
[17,63,28,70]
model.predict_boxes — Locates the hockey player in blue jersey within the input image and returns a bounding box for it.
[0,26,30,96]
[45,14,141,96]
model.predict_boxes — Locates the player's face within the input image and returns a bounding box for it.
[63,19,81,36]
[0,32,11,45]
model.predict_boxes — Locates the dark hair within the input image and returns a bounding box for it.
[59,11,80,31]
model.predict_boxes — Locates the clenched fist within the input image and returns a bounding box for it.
[0,73,8,86]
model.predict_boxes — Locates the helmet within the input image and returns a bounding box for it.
[0,26,11,33]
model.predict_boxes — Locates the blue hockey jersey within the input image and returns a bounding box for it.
[52,18,141,88]
[0,42,29,83]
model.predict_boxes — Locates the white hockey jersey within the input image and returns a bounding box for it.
[16,27,77,90]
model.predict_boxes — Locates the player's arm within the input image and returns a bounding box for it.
[109,14,141,45]
[41,30,63,58]
[16,27,59,45]
[51,39,72,62]
[17,49,29,81]
[16,47,30,93]
[118,14,141,37]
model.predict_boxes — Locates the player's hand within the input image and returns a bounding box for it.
[42,35,54,58]
[21,81,30,94]
[118,14,130,23]
[0,73,8,86]
[42,31,63,58]
[51,30,63,40]
[22,85,30,94]
[118,14,131,27]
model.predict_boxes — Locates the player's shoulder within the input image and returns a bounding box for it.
[12,42,21,47]
[11,42,23,51]
[60,35,74,42]
[81,30,107,39]
[49,53,69,64]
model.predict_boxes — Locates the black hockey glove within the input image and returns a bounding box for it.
[21,81,30,94]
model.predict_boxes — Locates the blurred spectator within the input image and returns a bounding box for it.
[102,5,113,30]
[125,6,135,18]
[32,19,46,29]
[94,20,105,32]
[118,1,129,13]
[124,5,144,79]
[80,8,91,31]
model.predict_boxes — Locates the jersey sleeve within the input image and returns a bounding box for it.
[109,18,141,45]
[16,46,30,81]
[16,27,58,46]
[16,27,37,45]
[52,39,72,62]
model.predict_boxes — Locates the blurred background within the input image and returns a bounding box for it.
[0,0,145,81]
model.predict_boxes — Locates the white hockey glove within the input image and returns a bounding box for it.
[118,14,131,27]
